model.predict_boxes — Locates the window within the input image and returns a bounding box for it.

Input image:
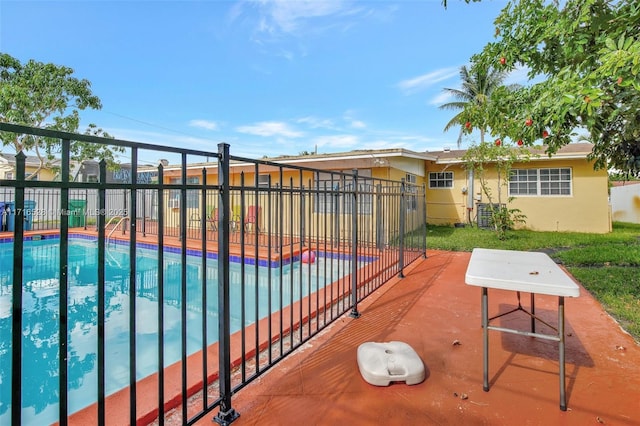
[429,171,453,188]
[509,169,538,195]
[4,172,14,180]
[258,174,271,187]
[509,168,572,196]
[314,170,372,215]
[405,174,418,210]
[169,177,201,208]
[315,172,341,214]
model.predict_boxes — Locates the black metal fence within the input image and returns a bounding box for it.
[0,122,426,426]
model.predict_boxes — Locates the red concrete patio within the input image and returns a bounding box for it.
[188,250,640,426]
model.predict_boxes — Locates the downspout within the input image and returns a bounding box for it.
[467,168,474,224]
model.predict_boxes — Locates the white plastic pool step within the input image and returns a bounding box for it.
[357,341,425,386]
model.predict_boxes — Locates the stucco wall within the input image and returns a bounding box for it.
[509,159,611,233]
[425,158,612,233]
[425,163,468,224]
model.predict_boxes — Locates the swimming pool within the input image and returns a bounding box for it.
[0,236,363,426]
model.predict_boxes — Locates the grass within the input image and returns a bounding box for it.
[425,222,640,343]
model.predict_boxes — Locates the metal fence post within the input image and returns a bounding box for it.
[422,183,427,259]
[398,178,405,278]
[128,148,139,426]
[200,167,209,409]
[179,152,188,422]
[156,163,166,425]
[214,143,240,425]
[350,170,360,318]
[59,139,71,425]
[11,152,26,425]
[97,160,107,425]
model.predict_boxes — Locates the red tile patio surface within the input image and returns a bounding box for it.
[189,250,640,426]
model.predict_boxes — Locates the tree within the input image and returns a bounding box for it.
[0,53,121,179]
[439,64,511,147]
[468,0,640,177]
[463,140,529,239]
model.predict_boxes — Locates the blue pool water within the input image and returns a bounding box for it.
[0,236,361,425]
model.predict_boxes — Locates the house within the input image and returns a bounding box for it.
[425,142,611,233]
[158,149,429,241]
[0,153,60,181]
[156,142,611,234]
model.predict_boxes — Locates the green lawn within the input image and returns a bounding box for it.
[425,222,640,343]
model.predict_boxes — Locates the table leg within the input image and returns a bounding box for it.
[530,293,536,333]
[559,296,567,410]
[482,287,489,392]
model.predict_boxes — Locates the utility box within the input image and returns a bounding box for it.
[68,199,87,227]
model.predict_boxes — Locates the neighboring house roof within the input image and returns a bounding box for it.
[0,152,62,168]
[153,143,597,173]
[266,148,437,163]
[161,147,437,173]
[429,143,595,164]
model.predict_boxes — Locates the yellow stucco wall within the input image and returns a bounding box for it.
[425,163,469,225]
[508,159,611,233]
[425,158,611,233]
[162,164,425,241]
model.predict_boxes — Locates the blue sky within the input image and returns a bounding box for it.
[1,0,522,165]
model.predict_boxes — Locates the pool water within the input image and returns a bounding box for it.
[0,237,359,426]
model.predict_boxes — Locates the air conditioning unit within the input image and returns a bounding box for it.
[476,203,504,229]
[169,199,180,209]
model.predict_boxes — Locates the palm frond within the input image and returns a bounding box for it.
[438,64,511,146]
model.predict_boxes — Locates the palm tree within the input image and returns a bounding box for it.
[440,65,509,147]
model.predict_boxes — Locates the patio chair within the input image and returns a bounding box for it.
[231,205,242,231]
[245,205,261,233]
[208,207,219,231]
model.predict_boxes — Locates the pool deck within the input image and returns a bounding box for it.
[187,250,640,426]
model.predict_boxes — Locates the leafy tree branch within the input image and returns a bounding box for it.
[0,53,123,179]
[467,0,640,177]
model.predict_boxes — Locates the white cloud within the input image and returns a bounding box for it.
[429,91,453,106]
[342,110,366,129]
[312,134,359,148]
[397,67,459,95]
[189,119,220,131]
[350,120,366,129]
[297,116,336,129]
[252,0,354,34]
[236,121,304,138]
[358,139,405,150]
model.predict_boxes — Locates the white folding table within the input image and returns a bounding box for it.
[465,248,580,411]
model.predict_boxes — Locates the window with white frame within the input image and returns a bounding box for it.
[429,171,453,188]
[315,170,372,214]
[4,172,14,180]
[405,173,418,210]
[169,176,201,208]
[509,168,572,196]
